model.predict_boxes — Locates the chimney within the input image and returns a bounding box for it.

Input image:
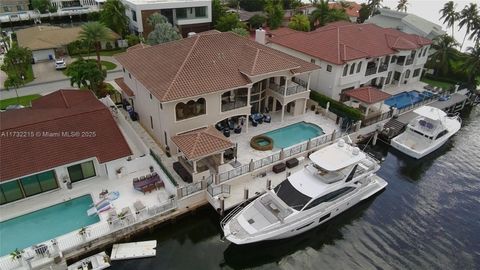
[255,28,266,45]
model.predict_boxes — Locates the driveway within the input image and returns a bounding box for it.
[31,57,71,84]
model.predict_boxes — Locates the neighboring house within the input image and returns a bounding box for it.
[49,0,99,9]
[267,22,432,101]
[298,1,361,23]
[121,0,212,37]
[0,0,29,14]
[366,8,446,40]
[114,31,318,181]
[16,25,120,62]
[0,90,133,205]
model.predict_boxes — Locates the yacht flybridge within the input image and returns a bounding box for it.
[221,139,388,245]
[391,106,461,159]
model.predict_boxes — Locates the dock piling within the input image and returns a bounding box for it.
[244,188,249,201]
[266,179,271,190]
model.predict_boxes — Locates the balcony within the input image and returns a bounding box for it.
[270,81,307,96]
[405,58,414,66]
[365,67,377,76]
[221,97,247,112]
[378,63,388,73]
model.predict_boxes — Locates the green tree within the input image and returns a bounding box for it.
[249,14,266,29]
[147,20,182,45]
[79,22,114,70]
[215,13,246,32]
[100,0,129,37]
[368,0,383,16]
[458,3,479,49]
[212,0,227,25]
[427,35,459,76]
[357,3,372,23]
[32,0,54,14]
[231,27,248,36]
[147,12,168,27]
[265,0,284,30]
[65,58,106,96]
[440,1,458,39]
[0,45,33,104]
[470,17,480,46]
[126,34,140,46]
[396,0,408,12]
[462,45,480,84]
[288,14,310,32]
[309,0,348,29]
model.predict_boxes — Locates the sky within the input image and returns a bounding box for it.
[305,0,480,51]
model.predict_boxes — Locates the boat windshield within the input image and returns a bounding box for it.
[274,180,312,211]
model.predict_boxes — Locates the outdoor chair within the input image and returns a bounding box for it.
[263,114,271,123]
[133,177,139,182]
[140,175,146,181]
[234,125,242,134]
[146,173,152,179]
[155,181,164,190]
[151,172,158,177]
[223,128,230,137]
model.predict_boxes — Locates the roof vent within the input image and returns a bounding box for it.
[337,139,345,147]
[352,147,360,156]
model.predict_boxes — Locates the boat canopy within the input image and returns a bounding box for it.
[413,106,447,121]
[309,140,366,171]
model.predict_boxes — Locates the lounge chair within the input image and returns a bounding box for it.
[133,177,139,182]
[263,114,271,123]
[133,200,146,214]
[140,175,146,181]
[145,173,152,179]
[151,172,158,177]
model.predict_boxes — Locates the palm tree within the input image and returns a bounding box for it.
[396,0,408,12]
[458,3,478,49]
[428,35,459,76]
[309,0,330,28]
[368,0,383,16]
[470,17,480,47]
[79,22,113,70]
[439,1,458,39]
[462,45,480,84]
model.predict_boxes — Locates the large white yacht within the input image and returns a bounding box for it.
[221,139,388,245]
[391,106,461,159]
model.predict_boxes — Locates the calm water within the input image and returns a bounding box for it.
[112,106,480,270]
[264,122,324,149]
[1,195,99,256]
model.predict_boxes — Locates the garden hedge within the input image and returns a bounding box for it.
[309,91,363,121]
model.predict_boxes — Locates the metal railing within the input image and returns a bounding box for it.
[405,58,414,65]
[362,110,393,127]
[221,98,248,112]
[378,63,388,72]
[177,181,204,198]
[216,133,335,184]
[396,96,437,115]
[269,82,307,97]
[207,184,231,197]
[0,198,177,270]
[365,67,377,76]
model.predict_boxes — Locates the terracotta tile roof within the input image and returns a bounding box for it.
[171,126,234,160]
[114,78,135,97]
[329,2,361,18]
[115,32,318,102]
[344,86,391,104]
[0,90,132,182]
[126,43,151,52]
[269,22,432,65]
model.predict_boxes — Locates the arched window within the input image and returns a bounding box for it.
[350,63,356,74]
[405,69,411,79]
[356,61,362,73]
[175,98,206,120]
[343,64,349,76]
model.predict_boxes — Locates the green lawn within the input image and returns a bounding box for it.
[0,94,41,109]
[421,78,454,90]
[2,64,34,87]
[71,48,126,57]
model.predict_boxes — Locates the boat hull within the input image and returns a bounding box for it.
[224,175,387,245]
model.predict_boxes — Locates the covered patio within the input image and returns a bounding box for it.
[171,126,236,183]
[344,86,392,119]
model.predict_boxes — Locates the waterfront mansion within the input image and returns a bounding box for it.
[114,31,319,156]
[266,22,432,101]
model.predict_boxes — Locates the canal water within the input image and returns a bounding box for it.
[112,106,480,270]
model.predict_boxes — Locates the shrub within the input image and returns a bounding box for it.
[310,91,363,121]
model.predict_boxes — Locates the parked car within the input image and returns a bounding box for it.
[55,59,67,70]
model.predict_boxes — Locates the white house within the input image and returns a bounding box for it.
[267,22,432,101]
[121,0,212,37]
[366,8,446,40]
[0,90,133,205]
[114,31,319,182]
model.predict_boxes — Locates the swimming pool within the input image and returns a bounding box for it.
[263,122,324,149]
[0,194,100,256]
[384,90,433,109]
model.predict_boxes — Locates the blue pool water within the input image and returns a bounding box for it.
[385,90,433,109]
[0,195,99,256]
[264,122,324,149]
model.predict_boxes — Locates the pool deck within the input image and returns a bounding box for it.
[217,111,339,174]
[383,81,429,96]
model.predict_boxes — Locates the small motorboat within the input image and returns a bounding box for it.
[67,251,110,270]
